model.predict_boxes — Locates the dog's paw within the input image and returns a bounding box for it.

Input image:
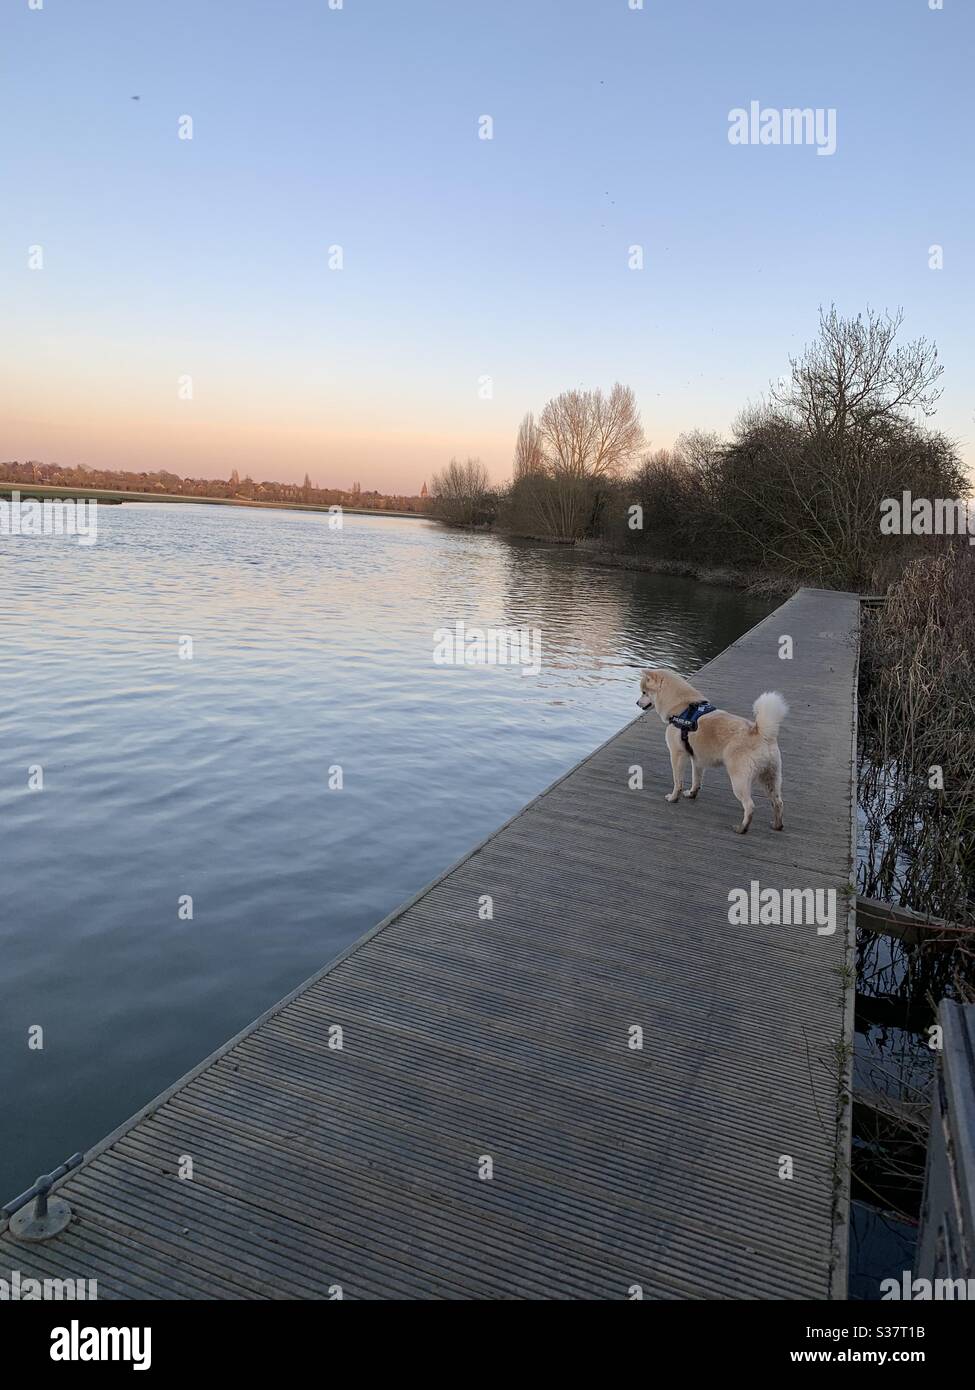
[683,789,699,799]
[734,822,749,834]
[665,791,681,803]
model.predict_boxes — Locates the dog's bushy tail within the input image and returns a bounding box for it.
[753,691,788,739]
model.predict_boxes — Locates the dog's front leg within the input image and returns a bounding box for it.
[665,730,686,802]
[684,758,703,799]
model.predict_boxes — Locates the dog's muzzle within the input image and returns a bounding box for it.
[636,694,653,709]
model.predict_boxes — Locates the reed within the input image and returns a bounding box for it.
[858,544,975,1007]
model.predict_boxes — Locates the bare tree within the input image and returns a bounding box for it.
[773,305,944,443]
[671,429,724,485]
[513,412,544,479]
[513,384,643,541]
[538,383,643,483]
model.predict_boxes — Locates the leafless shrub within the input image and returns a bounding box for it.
[429,456,495,528]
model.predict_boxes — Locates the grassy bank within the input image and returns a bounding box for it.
[573,541,797,597]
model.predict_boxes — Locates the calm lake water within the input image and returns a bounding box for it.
[0,503,774,1200]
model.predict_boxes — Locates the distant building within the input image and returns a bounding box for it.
[420,481,428,498]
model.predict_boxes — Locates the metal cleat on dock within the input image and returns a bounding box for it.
[2,1153,84,1242]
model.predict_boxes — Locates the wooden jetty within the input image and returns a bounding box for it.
[1,587,860,1299]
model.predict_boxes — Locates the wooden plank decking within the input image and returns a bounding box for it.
[1,587,860,1299]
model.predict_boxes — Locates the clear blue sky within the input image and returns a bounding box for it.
[3,0,972,491]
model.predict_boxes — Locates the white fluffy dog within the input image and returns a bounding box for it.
[638,669,788,834]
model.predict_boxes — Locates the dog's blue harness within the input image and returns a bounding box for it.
[668,700,716,755]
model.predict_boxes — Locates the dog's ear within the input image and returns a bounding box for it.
[641,669,663,692]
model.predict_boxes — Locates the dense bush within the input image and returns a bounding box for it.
[594,308,967,590]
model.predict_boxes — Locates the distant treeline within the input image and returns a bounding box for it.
[430,306,969,592]
[0,461,430,514]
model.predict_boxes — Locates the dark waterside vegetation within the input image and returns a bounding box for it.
[431,305,968,595]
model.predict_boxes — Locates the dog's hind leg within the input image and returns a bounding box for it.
[730,769,755,834]
[767,751,784,830]
[758,766,783,829]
